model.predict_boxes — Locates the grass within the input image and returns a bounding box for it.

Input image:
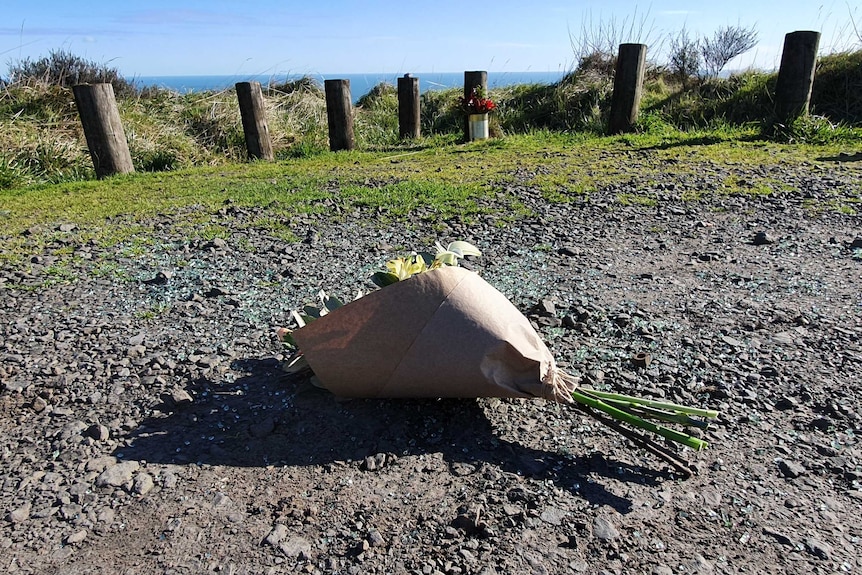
[2,131,860,259]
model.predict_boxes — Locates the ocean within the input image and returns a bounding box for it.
[133,71,566,102]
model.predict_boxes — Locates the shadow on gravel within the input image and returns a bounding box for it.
[118,358,673,514]
[635,133,762,151]
[817,151,862,162]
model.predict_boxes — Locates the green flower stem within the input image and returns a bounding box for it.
[571,389,709,451]
[604,401,710,429]
[584,389,719,419]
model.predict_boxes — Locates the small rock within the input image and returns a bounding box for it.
[96,507,115,528]
[540,507,566,526]
[279,536,311,558]
[849,237,862,250]
[145,270,173,285]
[205,238,228,250]
[774,396,798,410]
[66,530,87,545]
[8,502,31,523]
[536,299,556,316]
[168,388,193,407]
[687,554,714,573]
[804,538,832,560]
[31,397,48,413]
[203,286,229,298]
[592,516,620,542]
[367,529,385,547]
[777,459,806,479]
[87,424,110,442]
[95,461,140,488]
[631,352,652,368]
[762,526,794,546]
[264,524,288,547]
[752,231,775,245]
[809,417,833,431]
[133,473,154,496]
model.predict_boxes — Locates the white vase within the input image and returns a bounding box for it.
[468,113,489,141]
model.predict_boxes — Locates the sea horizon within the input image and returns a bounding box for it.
[133,71,567,102]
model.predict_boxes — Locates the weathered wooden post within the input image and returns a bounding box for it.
[608,43,647,135]
[774,31,821,124]
[235,81,273,161]
[72,83,134,178]
[397,74,420,139]
[463,71,488,141]
[324,79,355,151]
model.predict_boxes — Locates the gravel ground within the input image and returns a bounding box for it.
[1,152,861,575]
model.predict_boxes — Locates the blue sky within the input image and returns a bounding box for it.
[2,1,860,77]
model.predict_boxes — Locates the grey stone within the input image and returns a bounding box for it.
[95,461,140,488]
[777,460,806,479]
[540,507,566,526]
[265,524,288,547]
[8,502,31,523]
[804,538,832,560]
[66,530,87,545]
[133,473,154,496]
[593,516,620,541]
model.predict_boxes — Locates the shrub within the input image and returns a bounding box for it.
[700,25,758,78]
[7,49,136,96]
[811,50,862,124]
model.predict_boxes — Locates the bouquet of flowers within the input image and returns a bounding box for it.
[461,87,496,115]
[278,241,717,475]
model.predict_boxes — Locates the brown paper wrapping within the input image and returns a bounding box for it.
[292,266,575,403]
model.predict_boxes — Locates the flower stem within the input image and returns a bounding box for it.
[571,389,710,451]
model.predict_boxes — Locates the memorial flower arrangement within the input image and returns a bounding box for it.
[461,86,496,115]
[278,241,717,475]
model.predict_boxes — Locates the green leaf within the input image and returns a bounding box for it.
[303,305,322,319]
[371,271,400,288]
[281,331,299,350]
[324,294,345,311]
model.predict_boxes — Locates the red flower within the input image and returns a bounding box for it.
[461,87,496,114]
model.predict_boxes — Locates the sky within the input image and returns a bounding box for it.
[1,1,860,79]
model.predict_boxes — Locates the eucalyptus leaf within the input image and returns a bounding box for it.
[324,294,345,311]
[371,271,400,288]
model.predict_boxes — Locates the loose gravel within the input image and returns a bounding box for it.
[1,153,861,574]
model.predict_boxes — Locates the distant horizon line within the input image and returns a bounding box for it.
[132,71,568,78]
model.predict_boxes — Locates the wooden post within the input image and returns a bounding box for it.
[775,31,821,124]
[463,71,488,141]
[397,74,420,139]
[72,83,134,178]
[324,79,355,151]
[235,81,273,161]
[608,43,647,135]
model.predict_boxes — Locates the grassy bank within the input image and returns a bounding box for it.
[2,130,859,244]
[2,48,862,190]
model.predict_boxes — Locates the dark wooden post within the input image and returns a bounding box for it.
[397,74,420,139]
[324,79,355,151]
[72,83,134,178]
[463,71,488,141]
[608,43,647,135]
[235,81,273,161]
[775,31,821,124]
